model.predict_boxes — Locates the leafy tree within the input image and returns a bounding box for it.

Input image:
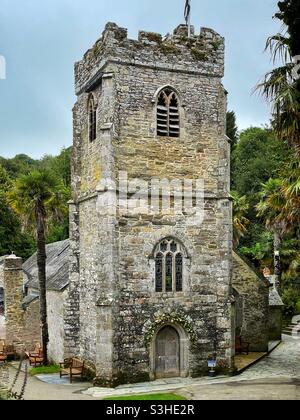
[232,127,289,196]
[0,165,35,259]
[9,171,69,365]
[0,149,72,258]
[257,178,287,283]
[281,288,300,317]
[40,147,72,188]
[231,191,250,248]
[240,231,273,267]
[280,158,300,230]
[0,165,12,191]
[0,155,39,179]
[0,194,35,259]
[251,1,300,305]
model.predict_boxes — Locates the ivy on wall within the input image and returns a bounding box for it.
[143,311,197,348]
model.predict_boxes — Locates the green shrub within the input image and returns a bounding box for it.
[282,288,300,317]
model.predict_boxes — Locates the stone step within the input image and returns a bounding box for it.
[282,333,300,338]
[282,325,300,330]
[282,323,300,329]
[282,329,300,336]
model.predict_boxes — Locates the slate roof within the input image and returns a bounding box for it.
[23,240,70,292]
[269,287,284,307]
[22,293,39,309]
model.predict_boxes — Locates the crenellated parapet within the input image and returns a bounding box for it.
[75,22,225,95]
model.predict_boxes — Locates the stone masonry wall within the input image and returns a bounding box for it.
[0,262,4,289]
[4,255,40,353]
[48,290,68,363]
[4,255,25,353]
[232,253,269,352]
[269,307,283,341]
[66,22,233,385]
[22,300,41,351]
[63,203,81,358]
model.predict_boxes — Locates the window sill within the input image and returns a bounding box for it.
[153,291,185,297]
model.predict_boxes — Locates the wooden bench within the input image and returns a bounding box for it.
[0,353,7,362]
[60,358,85,383]
[4,344,16,360]
[235,336,250,355]
[25,344,44,367]
[28,349,44,367]
[0,340,15,361]
[25,343,41,358]
[0,340,7,363]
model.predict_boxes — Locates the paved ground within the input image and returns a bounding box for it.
[2,334,299,400]
[85,335,300,400]
[4,364,95,400]
[180,377,300,400]
[178,334,300,400]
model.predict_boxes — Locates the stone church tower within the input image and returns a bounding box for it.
[64,22,233,386]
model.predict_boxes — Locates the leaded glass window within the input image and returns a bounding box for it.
[154,238,184,293]
[165,253,173,292]
[157,88,180,138]
[170,241,177,253]
[155,253,163,292]
[175,253,183,292]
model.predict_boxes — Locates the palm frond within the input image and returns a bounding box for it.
[265,33,291,64]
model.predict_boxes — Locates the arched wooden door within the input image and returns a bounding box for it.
[155,326,180,379]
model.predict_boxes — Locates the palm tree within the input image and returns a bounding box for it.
[9,171,68,364]
[281,158,300,228]
[257,179,287,287]
[231,191,250,248]
[256,0,300,155]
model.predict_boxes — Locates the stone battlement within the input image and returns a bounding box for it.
[75,22,225,94]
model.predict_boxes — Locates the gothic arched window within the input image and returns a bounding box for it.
[157,88,180,138]
[154,238,184,292]
[88,94,97,142]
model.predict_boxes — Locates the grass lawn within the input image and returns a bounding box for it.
[29,364,60,376]
[104,393,187,401]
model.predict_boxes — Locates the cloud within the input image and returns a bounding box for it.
[0,0,280,158]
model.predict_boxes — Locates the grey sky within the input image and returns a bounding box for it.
[0,0,281,158]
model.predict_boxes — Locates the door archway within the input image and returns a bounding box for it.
[155,326,180,379]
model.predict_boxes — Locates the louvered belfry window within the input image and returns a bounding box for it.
[88,95,97,142]
[157,88,180,137]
